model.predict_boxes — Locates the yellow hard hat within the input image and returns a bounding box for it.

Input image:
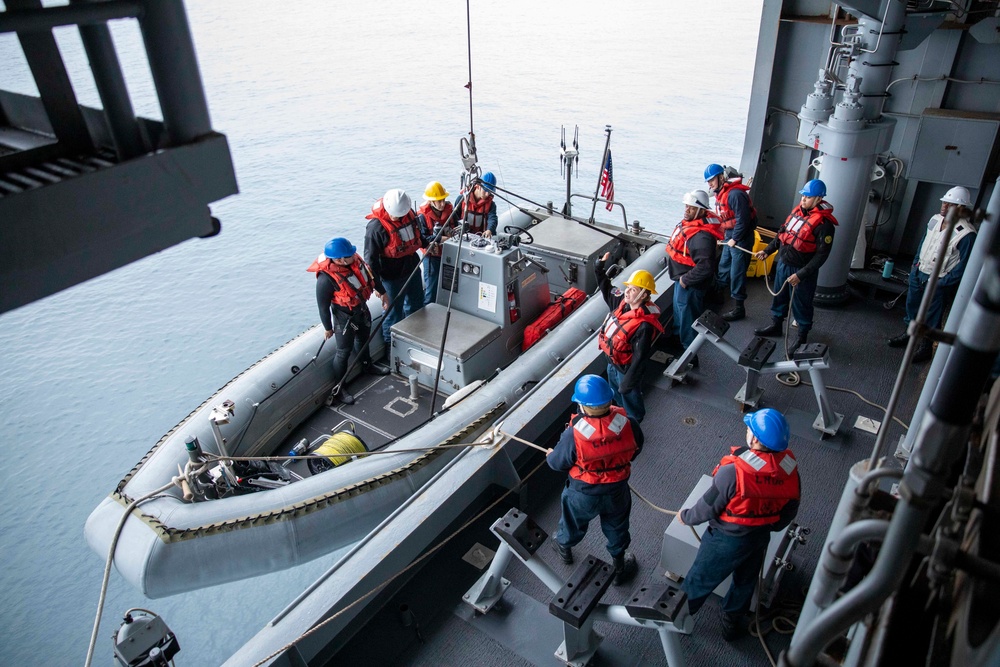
[623,270,657,294]
[423,181,450,201]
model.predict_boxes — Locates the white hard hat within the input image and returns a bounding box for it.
[383,188,412,217]
[941,186,972,207]
[682,190,710,210]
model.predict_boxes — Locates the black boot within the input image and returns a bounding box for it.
[722,303,746,322]
[912,341,933,363]
[330,387,355,405]
[754,318,784,337]
[794,332,808,351]
[887,332,909,348]
[720,611,747,641]
[363,361,391,376]
[612,552,637,585]
[552,539,573,564]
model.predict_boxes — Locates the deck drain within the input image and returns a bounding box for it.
[683,417,697,426]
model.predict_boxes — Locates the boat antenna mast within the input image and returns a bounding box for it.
[560,125,579,216]
[589,125,612,224]
[459,0,479,184]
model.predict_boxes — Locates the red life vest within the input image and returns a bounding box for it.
[714,179,756,231]
[307,254,374,309]
[598,300,665,366]
[665,214,724,267]
[778,202,838,254]
[713,446,800,527]
[569,406,637,485]
[460,192,494,234]
[418,201,454,258]
[366,199,422,258]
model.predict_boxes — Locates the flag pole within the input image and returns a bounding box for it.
[589,125,612,224]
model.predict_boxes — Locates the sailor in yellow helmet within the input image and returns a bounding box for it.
[417,181,454,304]
[595,253,664,422]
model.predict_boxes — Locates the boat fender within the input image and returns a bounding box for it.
[310,432,369,473]
[443,380,484,409]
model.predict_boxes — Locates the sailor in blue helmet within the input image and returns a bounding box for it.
[753,179,838,350]
[705,163,758,322]
[546,375,644,585]
[677,408,800,640]
[453,172,499,238]
[308,238,391,405]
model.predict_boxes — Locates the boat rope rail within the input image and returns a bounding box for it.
[111,402,506,543]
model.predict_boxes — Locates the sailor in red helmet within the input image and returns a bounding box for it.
[308,238,391,404]
[678,408,800,640]
[364,188,426,348]
[546,375,644,586]
[754,179,838,350]
[453,172,499,238]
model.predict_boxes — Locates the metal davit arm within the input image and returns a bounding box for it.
[784,246,1000,667]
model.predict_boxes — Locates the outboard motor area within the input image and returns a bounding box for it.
[113,609,179,667]
[390,231,550,394]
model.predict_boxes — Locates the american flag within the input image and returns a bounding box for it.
[600,151,615,211]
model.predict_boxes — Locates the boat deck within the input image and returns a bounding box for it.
[324,276,928,667]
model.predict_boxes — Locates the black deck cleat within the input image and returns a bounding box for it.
[548,555,613,628]
[694,310,730,338]
[624,582,687,623]
[738,336,776,370]
[792,342,828,361]
[490,508,548,561]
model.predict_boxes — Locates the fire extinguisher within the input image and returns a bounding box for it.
[507,283,520,323]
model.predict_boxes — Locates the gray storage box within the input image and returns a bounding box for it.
[390,304,501,395]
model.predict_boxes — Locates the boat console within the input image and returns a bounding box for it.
[389,231,551,393]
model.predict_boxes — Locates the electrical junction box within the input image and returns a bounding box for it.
[907,109,1000,188]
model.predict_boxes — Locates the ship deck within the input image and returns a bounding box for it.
[324,275,927,667]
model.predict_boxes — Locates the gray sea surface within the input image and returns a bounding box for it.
[0,1,762,664]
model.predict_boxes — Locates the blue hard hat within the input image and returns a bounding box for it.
[704,163,725,182]
[480,172,497,192]
[324,237,356,259]
[571,374,614,407]
[799,179,827,197]
[743,408,790,451]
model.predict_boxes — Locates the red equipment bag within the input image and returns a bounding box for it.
[522,287,588,351]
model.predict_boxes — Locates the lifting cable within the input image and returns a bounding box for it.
[84,471,207,667]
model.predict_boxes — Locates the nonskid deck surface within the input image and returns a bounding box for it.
[285,372,447,453]
[330,278,927,666]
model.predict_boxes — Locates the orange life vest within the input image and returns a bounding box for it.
[598,300,665,366]
[460,192,494,234]
[714,179,756,231]
[418,201,454,258]
[307,254,374,309]
[366,200,422,258]
[713,446,800,527]
[778,202,838,254]
[665,214,724,267]
[569,406,637,485]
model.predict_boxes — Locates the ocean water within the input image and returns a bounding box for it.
[0,1,762,664]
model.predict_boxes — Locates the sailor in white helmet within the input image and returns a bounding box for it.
[887,186,977,363]
[364,188,427,347]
